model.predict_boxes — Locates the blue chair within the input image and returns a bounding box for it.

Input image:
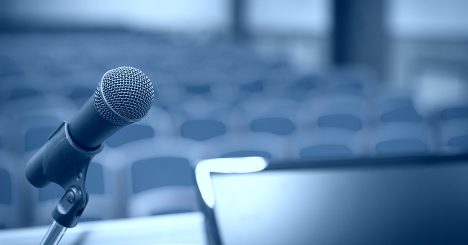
[106,123,156,148]
[202,132,288,161]
[294,128,365,160]
[119,137,207,217]
[438,106,468,121]
[370,123,431,155]
[0,152,23,229]
[180,119,227,141]
[439,118,468,152]
[65,85,94,107]
[4,86,45,102]
[297,94,366,132]
[241,98,300,137]
[0,165,13,229]
[174,99,237,142]
[376,93,423,123]
[16,112,69,154]
[324,66,376,97]
[294,94,368,158]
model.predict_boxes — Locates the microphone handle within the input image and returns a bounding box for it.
[68,97,121,150]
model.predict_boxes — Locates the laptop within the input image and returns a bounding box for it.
[194,153,468,245]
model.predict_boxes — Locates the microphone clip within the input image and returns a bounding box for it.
[26,121,102,227]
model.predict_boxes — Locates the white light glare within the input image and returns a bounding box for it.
[195,157,268,208]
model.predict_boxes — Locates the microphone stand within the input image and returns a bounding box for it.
[26,122,100,245]
[41,221,67,245]
[40,185,88,245]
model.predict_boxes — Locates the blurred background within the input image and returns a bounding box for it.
[0,0,468,229]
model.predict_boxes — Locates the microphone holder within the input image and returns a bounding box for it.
[41,180,88,245]
[27,122,102,245]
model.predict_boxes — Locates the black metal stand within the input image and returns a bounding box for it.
[40,221,67,245]
[25,122,101,245]
[41,185,88,245]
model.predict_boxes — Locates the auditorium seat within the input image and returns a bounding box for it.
[15,109,74,154]
[241,98,300,137]
[370,123,431,155]
[3,29,464,229]
[283,73,321,101]
[175,98,240,141]
[64,84,95,107]
[294,93,368,159]
[203,132,289,161]
[438,105,468,121]
[294,128,365,160]
[369,89,434,155]
[4,86,45,102]
[374,87,423,124]
[106,123,156,148]
[0,161,13,229]
[377,93,423,123]
[181,119,227,141]
[440,119,468,151]
[298,94,367,131]
[437,105,468,152]
[324,66,376,97]
[0,54,23,81]
[0,152,23,229]
[119,138,206,217]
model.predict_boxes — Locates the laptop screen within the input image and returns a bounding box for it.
[202,155,468,245]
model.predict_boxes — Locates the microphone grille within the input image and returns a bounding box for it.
[94,66,155,126]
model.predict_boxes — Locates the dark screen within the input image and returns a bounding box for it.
[212,163,468,245]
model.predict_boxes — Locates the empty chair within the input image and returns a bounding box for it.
[184,82,213,99]
[64,84,95,107]
[156,80,187,111]
[282,73,322,101]
[294,94,368,159]
[202,132,288,161]
[323,66,376,97]
[438,105,468,121]
[368,89,434,155]
[298,94,367,132]
[374,89,423,124]
[15,109,73,154]
[174,98,241,142]
[106,123,156,148]
[241,98,300,138]
[3,86,45,102]
[119,137,207,217]
[439,119,468,152]
[437,104,468,152]
[370,123,431,155]
[0,152,24,229]
[292,128,365,160]
[0,162,13,229]
[180,119,228,141]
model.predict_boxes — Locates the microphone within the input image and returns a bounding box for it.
[68,66,155,150]
[26,66,155,188]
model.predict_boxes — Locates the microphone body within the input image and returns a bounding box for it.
[67,97,121,150]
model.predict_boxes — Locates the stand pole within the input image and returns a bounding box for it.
[40,221,67,245]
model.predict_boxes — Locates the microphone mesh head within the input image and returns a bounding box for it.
[94,66,155,126]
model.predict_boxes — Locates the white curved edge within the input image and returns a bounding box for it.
[194,157,268,208]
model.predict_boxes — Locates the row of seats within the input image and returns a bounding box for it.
[3,90,467,157]
[1,95,467,228]
[1,30,468,229]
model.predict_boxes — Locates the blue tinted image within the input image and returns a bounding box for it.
[0,1,467,244]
